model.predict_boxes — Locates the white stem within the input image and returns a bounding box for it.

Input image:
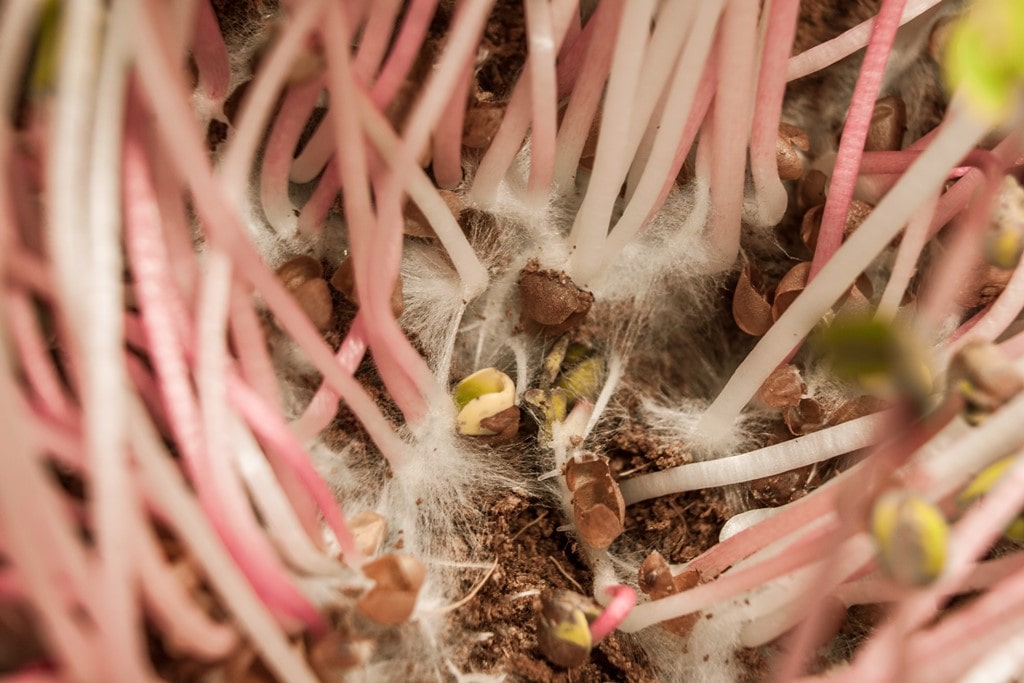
[88,1,148,679]
[583,354,623,440]
[958,631,1024,683]
[230,417,340,576]
[565,0,657,283]
[621,411,888,505]
[47,0,101,332]
[621,0,696,181]
[697,103,985,443]
[593,0,724,285]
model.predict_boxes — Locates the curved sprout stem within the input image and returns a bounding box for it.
[620,412,887,505]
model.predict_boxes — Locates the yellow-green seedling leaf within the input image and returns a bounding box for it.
[814,315,934,412]
[28,0,63,96]
[541,336,571,388]
[959,455,1014,503]
[524,387,569,439]
[943,0,1024,123]
[985,225,1023,270]
[453,368,516,436]
[562,342,591,367]
[984,176,1024,271]
[536,589,600,668]
[555,355,606,404]
[871,490,949,587]
[958,454,1024,542]
[1007,517,1024,543]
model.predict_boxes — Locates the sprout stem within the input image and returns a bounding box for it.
[259,78,324,236]
[550,0,622,190]
[748,0,801,229]
[469,0,582,205]
[431,61,472,190]
[808,0,906,282]
[621,412,886,505]
[352,0,402,82]
[698,101,984,443]
[523,0,559,207]
[566,0,657,283]
[191,0,230,106]
[589,585,636,642]
[786,0,944,82]
[132,406,320,683]
[705,0,759,273]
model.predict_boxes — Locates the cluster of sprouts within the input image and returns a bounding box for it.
[2,0,1024,681]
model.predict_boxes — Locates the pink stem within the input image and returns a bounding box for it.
[589,585,636,642]
[2,247,56,300]
[0,403,99,681]
[357,0,499,409]
[786,0,942,82]
[876,191,938,314]
[917,170,1002,327]
[191,0,231,104]
[133,1,408,465]
[687,477,842,576]
[947,257,1024,353]
[468,78,531,204]
[321,4,431,425]
[748,0,801,225]
[260,78,324,236]
[227,374,364,565]
[290,0,438,194]
[292,314,369,441]
[628,524,837,632]
[4,292,77,428]
[123,116,324,631]
[907,564,1024,677]
[431,60,472,189]
[559,3,581,57]
[0,668,65,683]
[297,157,340,237]
[554,0,605,99]
[523,0,559,206]
[472,0,597,203]
[808,0,906,282]
[849,453,1024,681]
[351,0,403,82]
[369,0,439,108]
[228,283,282,410]
[135,516,239,661]
[550,0,620,189]
[125,348,174,439]
[150,133,200,305]
[999,324,1024,358]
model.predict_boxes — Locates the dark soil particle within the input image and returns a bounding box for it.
[456,492,657,682]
